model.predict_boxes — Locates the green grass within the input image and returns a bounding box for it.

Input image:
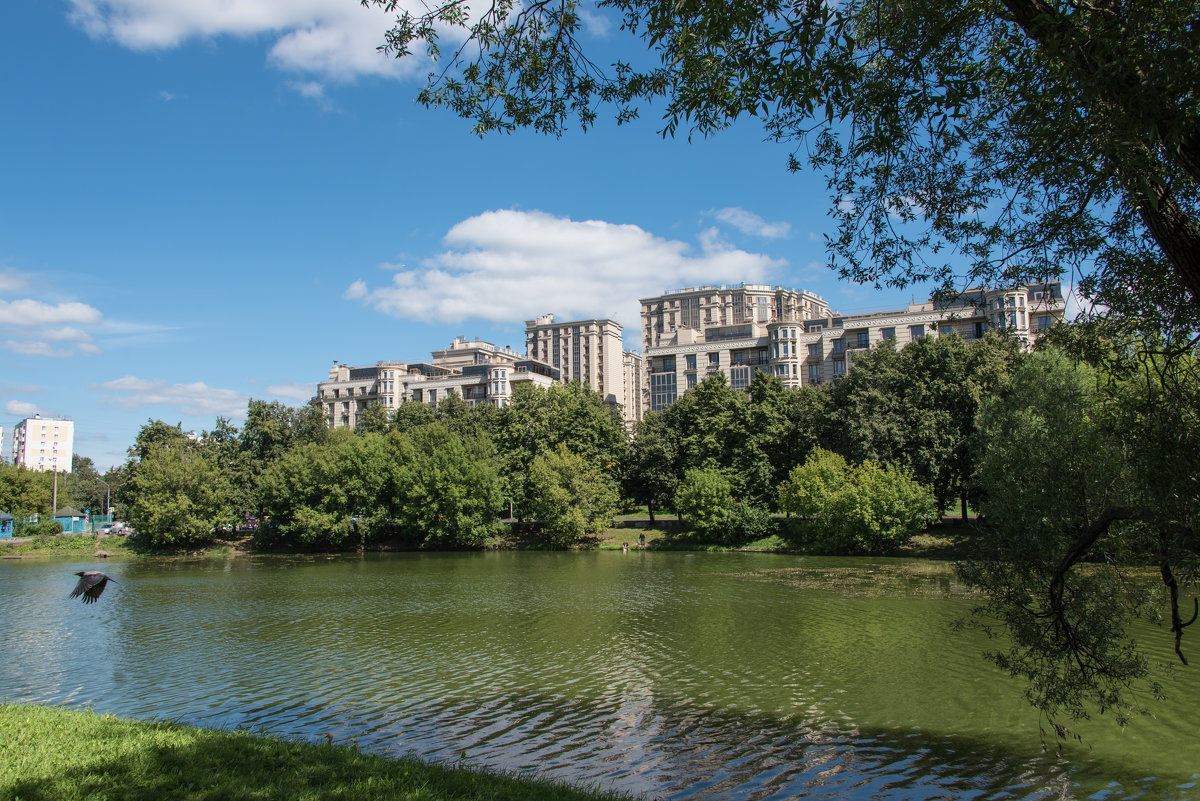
[0,703,632,801]
[0,534,132,557]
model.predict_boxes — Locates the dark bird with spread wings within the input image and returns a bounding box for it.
[70,571,116,604]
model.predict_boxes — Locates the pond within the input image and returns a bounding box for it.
[2,551,1197,800]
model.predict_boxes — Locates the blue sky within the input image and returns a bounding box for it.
[1,0,934,470]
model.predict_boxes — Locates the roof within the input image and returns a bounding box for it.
[54,506,84,518]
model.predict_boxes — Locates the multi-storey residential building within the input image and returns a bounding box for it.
[319,337,560,429]
[524,314,632,420]
[640,284,833,353]
[644,282,1067,412]
[622,350,646,426]
[12,414,74,473]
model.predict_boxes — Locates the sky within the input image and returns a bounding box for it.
[1,0,937,471]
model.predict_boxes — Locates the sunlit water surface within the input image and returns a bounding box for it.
[2,551,1197,800]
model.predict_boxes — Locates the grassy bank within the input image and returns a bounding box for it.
[0,703,630,801]
[0,533,133,558]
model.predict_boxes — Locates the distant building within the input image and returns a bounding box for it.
[622,350,646,426]
[318,337,560,429]
[12,414,74,473]
[642,282,1067,412]
[524,314,633,424]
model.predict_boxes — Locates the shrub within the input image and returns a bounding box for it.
[26,521,63,537]
[777,449,935,553]
[723,501,773,546]
[674,468,733,539]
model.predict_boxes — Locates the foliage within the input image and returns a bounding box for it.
[258,430,401,550]
[495,382,627,516]
[0,462,52,533]
[399,423,505,548]
[525,445,620,546]
[355,401,391,434]
[367,0,1200,330]
[0,703,629,801]
[723,501,774,547]
[63,455,111,516]
[780,448,934,553]
[821,462,937,553]
[674,468,733,539]
[829,334,1021,517]
[125,433,232,548]
[26,521,64,538]
[778,448,848,521]
[620,411,679,522]
[958,345,1200,726]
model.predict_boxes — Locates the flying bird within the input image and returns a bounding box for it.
[70,571,117,604]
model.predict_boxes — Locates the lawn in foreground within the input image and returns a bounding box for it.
[0,703,632,801]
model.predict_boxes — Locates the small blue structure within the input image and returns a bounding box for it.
[0,511,13,538]
[54,507,88,534]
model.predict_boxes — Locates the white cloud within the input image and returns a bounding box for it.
[66,0,427,81]
[342,279,368,300]
[710,207,792,239]
[0,299,103,327]
[4,400,42,417]
[160,89,177,101]
[0,270,29,293]
[266,381,315,401]
[1,341,76,358]
[348,209,785,332]
[38,326,93,342]
[91,376,247,419]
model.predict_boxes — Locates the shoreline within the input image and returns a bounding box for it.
[0,703,631,801]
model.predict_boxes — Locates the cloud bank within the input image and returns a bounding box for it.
[346,209,785,332]
[91,376,247,419]
[66,0,428,82]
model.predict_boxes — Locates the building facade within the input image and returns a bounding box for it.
[318,337,560,429]
[524,314,636,423]
[643,282,1067,412]
[12,414,75,473]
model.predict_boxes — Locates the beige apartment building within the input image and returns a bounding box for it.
[319,337,560,429]
[641,284,833,352]
[524,314,645,425]
[12,414,74,473]
[644,282,1067,412]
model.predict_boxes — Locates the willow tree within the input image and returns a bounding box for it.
[366,0,1200,330]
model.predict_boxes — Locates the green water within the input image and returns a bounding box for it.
[2,551,1197,799]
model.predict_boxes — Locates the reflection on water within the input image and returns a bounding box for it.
[2,552,1197,800]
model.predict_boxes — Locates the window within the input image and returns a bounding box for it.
[730,365,751,391]
[910,324,925,339]
[940,324,954,336]
[1038,315,1053,330]
[685,354,697,370]
[808,364,821,383]
[650,372,678,412]
[832,359,846,378]
[856,332,869,348]
[686,374,697,389]
[833,338,845,354]
[882,328,895,340]
[808,344,820,360]
[974,322,985,339]
[708,352,720,366]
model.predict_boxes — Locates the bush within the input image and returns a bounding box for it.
[674,468,733,539]
[777,450,935,553]
[723,501,773,546]
[25,521,63,537]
